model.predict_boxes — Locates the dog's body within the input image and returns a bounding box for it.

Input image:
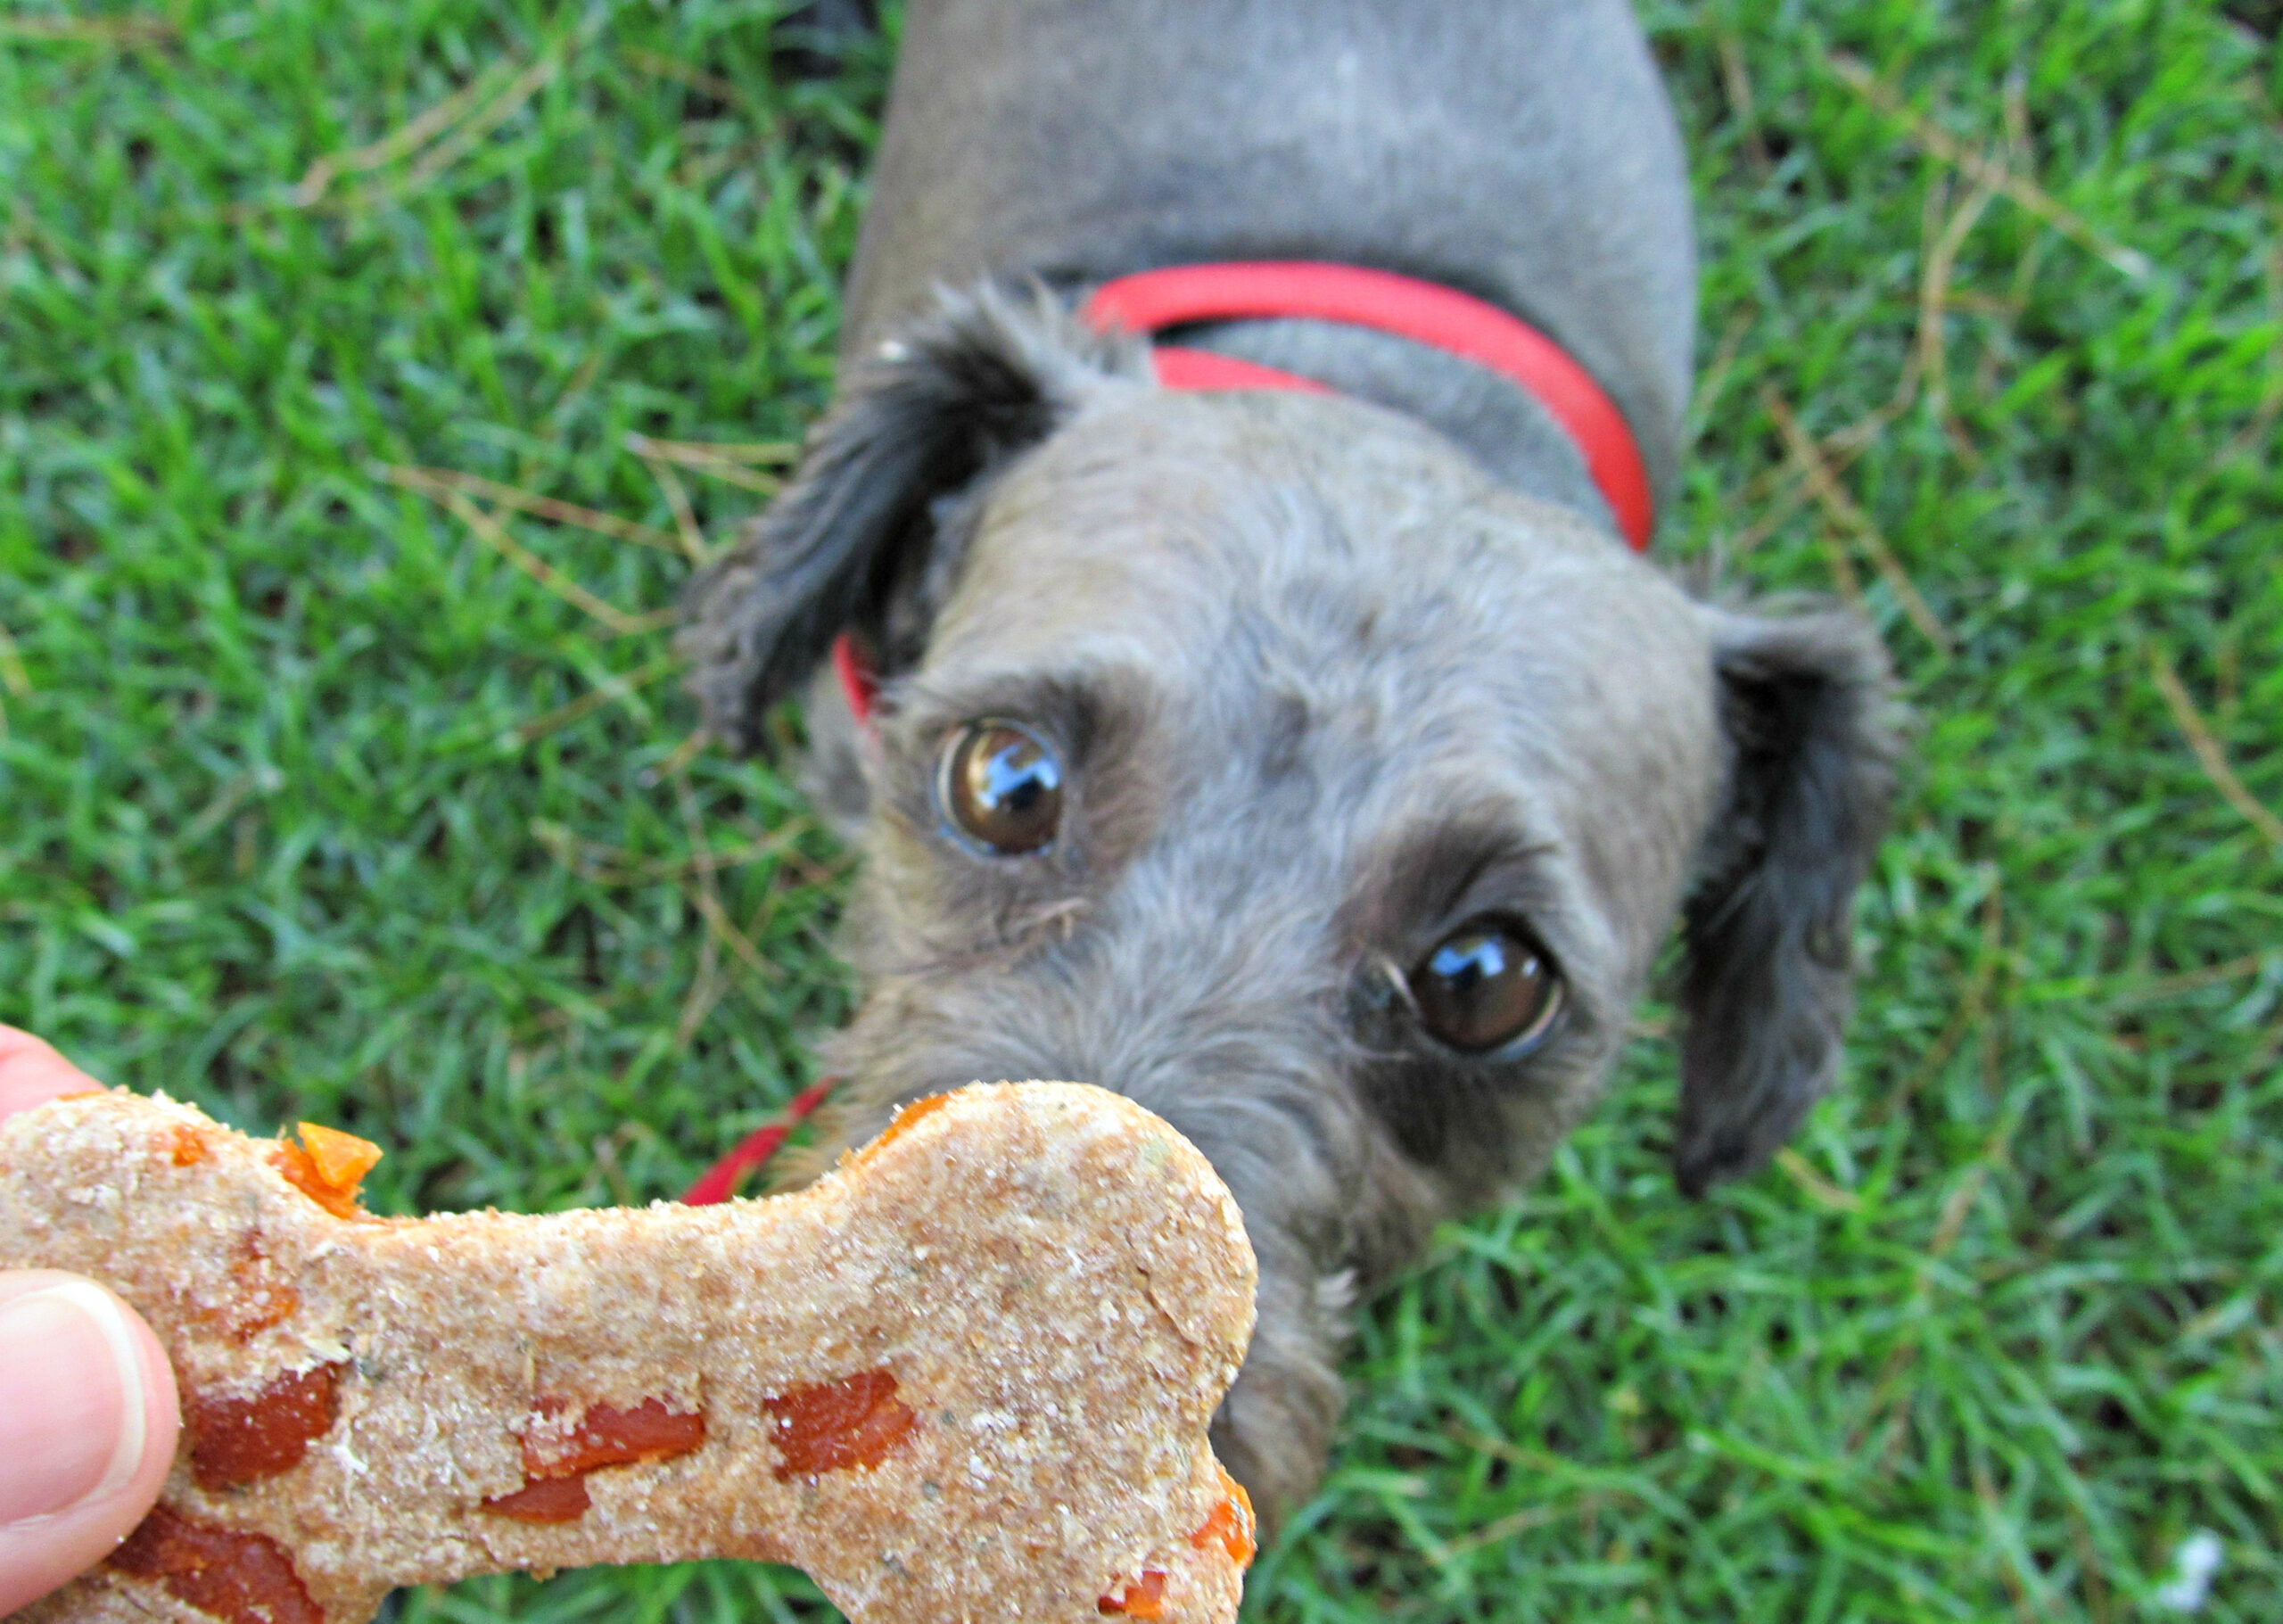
[684,0,1896,1525]
[844,0,1694,517]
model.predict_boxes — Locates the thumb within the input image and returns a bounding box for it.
[0,1271,181,1615]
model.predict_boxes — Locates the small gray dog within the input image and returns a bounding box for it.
[681,0,1897,1527]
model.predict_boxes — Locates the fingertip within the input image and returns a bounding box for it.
[0,1273,179,1615]
[0,1026,104,1122]
[100,1275,183,1511]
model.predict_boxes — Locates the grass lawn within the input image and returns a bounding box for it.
[4,0,2279,1619]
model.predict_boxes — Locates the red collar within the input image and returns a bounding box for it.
[1084,261,1654,550]
[683,1076,836,1204]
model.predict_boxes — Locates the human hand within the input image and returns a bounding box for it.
[0,1026,181,1616]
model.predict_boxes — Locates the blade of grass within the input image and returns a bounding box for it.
[291,56,524,205]
[432,488,659,637]
[1764,389,1955,652]
[396,52,565,194]
[2148,649,2283,850]
[1826,52,2155,282]
[374,463,684,556]
[512,653,684,746]
[0,15,173,45]
[627,439,713,562]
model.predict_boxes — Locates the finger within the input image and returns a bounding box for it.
[0,1026,103,1124]
[0,1271,181,1615]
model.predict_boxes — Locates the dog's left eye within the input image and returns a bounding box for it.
[938,720,1063,855]
[1408,919,1562,1054]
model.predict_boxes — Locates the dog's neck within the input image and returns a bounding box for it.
[1183,318,1625,533]
[1084,262,1653,549]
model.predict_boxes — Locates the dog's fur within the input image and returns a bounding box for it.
[680,0,1898,1526]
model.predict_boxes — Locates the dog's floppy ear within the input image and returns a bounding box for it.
[679,284,1142,754]
[1674,607,1899,1197]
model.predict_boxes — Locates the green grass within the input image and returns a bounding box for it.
[2,1,2278,1620]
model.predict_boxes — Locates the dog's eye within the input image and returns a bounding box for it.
[1408,919,1562,1054]
[938,721,1063,855]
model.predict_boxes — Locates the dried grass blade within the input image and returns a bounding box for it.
[2149,650,2283,850]
[0,621,30,698]
[1776,1148,1866,1213]
[2109,952,2272,1007]
[0,15,173,44]
[621,46,746,111]
[639,727,713,787]
[1826,53,2153,281]
[397,53,563,193]
[686,882,783,983]
[375,461,682,554]
[623,433,788,494]
[672,768,781,985]
[622,434,796,467]
[292,57,522,205]
[1915,166,2000,423]
[1927,1163,1988,1257]
[514,653,685,745]
[1764,390,1955,651]
[432,488,647,635]
[628,440,712,563]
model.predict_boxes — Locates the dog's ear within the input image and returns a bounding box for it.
[1673,607,1899,1197]
[678,285,1142,754]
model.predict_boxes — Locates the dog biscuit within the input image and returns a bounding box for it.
[1,1083,1257,1624]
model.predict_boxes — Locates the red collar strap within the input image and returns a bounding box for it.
[1084,261,1655,551]
[831,629,880,727]
[683,1076,837,1204]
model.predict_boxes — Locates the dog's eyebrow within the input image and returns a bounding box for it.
[1433,829,1559,919]
[1343,804,1601,991]
[892,661,1158,761]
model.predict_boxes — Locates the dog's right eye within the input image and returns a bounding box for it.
[1408,918,1562,1054]
[938,721,1063,856]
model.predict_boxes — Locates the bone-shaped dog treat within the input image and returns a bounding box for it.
[1,1083,1257,1624]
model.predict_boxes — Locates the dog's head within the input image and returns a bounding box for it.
[681,287,1896,1512]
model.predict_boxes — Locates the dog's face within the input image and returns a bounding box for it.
[681,292,1895,1521]
[828,386,1727,1198]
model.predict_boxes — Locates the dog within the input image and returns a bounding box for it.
[680,0,1898,1529]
